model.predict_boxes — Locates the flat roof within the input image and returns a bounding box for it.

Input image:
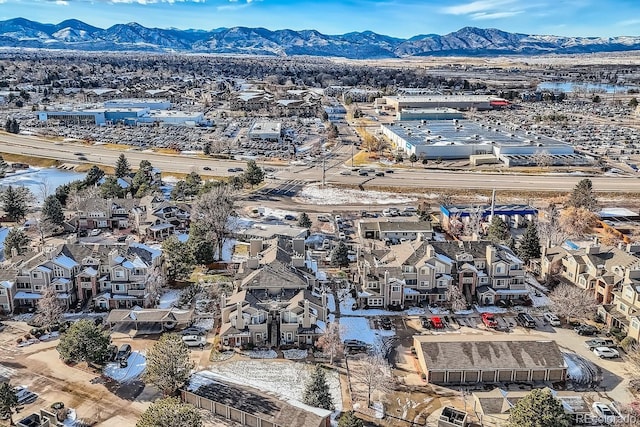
[441,204,538,217]
[414,335,566,371]
[250,121,282,133]
[386,95,501,103]
[383,120,568,149]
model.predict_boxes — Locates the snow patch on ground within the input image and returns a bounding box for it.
[103,351,146,383]
[199,359,342,410]
[296,184,417,205]
[192,318,215,331]
[327,293,336,313]
[338,290,426,316]
[283,349,308,360]
[339,316,396,352]
[242,349,278,359]
[158,290,181,309]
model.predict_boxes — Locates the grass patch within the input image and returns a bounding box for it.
[0,152,60,168]
[75,163,115,175]
[100,143,132,151]
[153,147,181,155]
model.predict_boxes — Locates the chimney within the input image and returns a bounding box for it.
[303,299,311,328]
[249,239,262,257]
[486,245,497,265]
[587,245,600,255]
[292,238,305,255]
[321,292,327,321]
[236,302,245,329]
[10,247,17,258]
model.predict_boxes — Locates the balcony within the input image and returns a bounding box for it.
[127,289,146,297]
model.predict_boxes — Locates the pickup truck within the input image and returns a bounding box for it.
[481,312,498,328]
[584,338,616,350]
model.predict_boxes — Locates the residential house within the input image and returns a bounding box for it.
[220,237,327,348]
[75,198,140,231]
[0,279,15,314]
[131,196,190,241]
[355,240,528,309]
[3,241,162,313]
[358,218,433,242]
[541,243,640,305]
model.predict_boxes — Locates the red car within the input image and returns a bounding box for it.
[430,316,444,329]
[481,312,497,328]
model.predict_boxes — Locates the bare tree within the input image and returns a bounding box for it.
[350,354,393,407]
[533,150,553,168]
[191,184,237,260]
[463,206,483,238]
[437,193,453,207]
[146,266,166,308]
[537,204,567,247]
[548,283,598,324]
[559,207,598,238]
[447,212,464,238]
[317,322,343,365]
[446,285,467,312]
[66,186,101,211]
[34,286,64,329]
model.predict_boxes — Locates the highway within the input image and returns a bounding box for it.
[1,132,639,193]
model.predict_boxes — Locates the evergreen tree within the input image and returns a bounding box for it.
[170,180,189,201]
[338,411,363,427]
[83,166,104,187]
[115,154,131,178]
[487,216,510,244]
[9,119,19,134]
[518,222,542,263]
[3,227,29,258]
[1,185,30,222]
[0,381,19,426]
[331,241,350,268]
[144,334,195,396]
[242,160,265,188]
[302,365,334,410]
[162,236,195,283]
[184,172,203,197]
[137,397,202,427]
[42,194,65,226]
[132,160,154,195]
[567,178,598,211]
[203,142,211,156]
[507,388,570,427]
[3,118,10,133]
[57,319,112,364]
[298,212,312,228]
[409,153,418,166]
[0,155,8,178]
[100,176,125,198]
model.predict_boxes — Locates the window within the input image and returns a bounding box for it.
[633,319,640,330]
[496,265,504,274]
[53,266,64,277]
[114,269,125,279]
[419,281,430,287]
[114,284,126,292]
[620,303,628,313]
[625,287,634,300]
[391,285,401,292]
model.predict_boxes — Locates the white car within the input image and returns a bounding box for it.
[182,335,206,349]
[593,346,620,359]
[592,402,617,424]
[89,228,102,236]
[543,312,561,326]
[339,170,351,175]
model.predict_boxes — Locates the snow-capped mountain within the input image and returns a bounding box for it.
[1,18,639,58]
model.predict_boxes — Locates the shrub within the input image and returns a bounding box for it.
[621,336,637,351]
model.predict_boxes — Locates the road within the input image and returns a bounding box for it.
[2,132,639,193]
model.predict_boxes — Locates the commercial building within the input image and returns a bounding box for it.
[413,335,567,385]
[104,98,171,110]
[248,121,282,142]
[37,106,203,126]
[396,107,465,121]
[440,204,538,231]
[381,119,580,165]
[379,95,507,113]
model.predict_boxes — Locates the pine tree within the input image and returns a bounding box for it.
[10,119,19,134]
[567,178,598,211]
[487,216,510,244]
[114,153,130,178]
[1,185,30,222]
[0,155,8,178]
[42,194,65,226]
[83,166,104,187]
[57,319,112,364]
[4,118,10,133]
[3,227,29,258]
[298,212,312,228]
[0,381,19,426]
[137,397,202,427]
[338,412,363,427]
[303,365,334,410]
[331,241,350,267]
[242,160,265,188]
[518,222,542,263]
[507,388,570,427]
[144,334,195,396]
[409,153,417,166]
[100,176,124,198]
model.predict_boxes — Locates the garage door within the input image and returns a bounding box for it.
[515,370,529,381]
[498,370,512,381]
[464,371,479,383]
[531,370,546,381]
[448,371,462,383]
[430,371,445,383]
[481,370,496,382]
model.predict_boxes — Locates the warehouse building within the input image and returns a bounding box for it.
[381,119,579,165]
[413,335,567,385]
[378,95,508,113]
[248,121,282,142]
[37,106,203,126]
[396,107,465,121]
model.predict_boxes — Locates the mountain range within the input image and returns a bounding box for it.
[1,18,640,59]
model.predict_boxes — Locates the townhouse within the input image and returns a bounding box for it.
[355,239,528,309]
[2,241,162,313]
[75,198,139,231]
[219,237,327,348]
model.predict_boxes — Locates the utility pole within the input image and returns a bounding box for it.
[351,142,354,168]
[490,188,496,219]
[322,157,326,187]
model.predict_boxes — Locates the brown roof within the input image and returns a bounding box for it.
[415,335,566,371]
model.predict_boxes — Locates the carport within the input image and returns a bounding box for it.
[107,307,194,336]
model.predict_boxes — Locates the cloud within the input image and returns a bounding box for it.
[441,0,517,15]
[217,0,257,11]
[106,0,205,3]
[55,0,69,4]
[471,10,522,20]
[617,18,640,27]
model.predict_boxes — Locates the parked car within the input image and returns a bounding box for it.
[584,338,616,350]
[181,326,207,336]
[343,339,369,353]
[284,214,296,221]
[115,344,132,362]
[182,335,206,349]
[481,312,497,328]
[340,170,351,175]
[517,312,536,328]
[574,324,599,336]
[592,402,617,424]
[358,171,369,176]
[14,386,38,406]
[420,317,431,329]
[375,172,385,177]
[317,215,330,222]
[431,316,444,329]
[593,347,620,359]
[203,166,211,171]
[543,312,561,326]
[89,228,102,236]
[381,317,393,330]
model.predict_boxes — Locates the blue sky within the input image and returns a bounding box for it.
[2,0,639,38]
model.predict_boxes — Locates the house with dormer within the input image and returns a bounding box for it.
[219,237,327,348]
[2,240,162,313]
[355,240,528,309]
[75,198,139,231]
[131,196,190,241]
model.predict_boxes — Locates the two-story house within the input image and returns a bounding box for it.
[219,237,327,348]
[75,198,139,231]
[0,279,15,314]
[355,240,528,309]
[131,196,190,241]
[541,243,640,305]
